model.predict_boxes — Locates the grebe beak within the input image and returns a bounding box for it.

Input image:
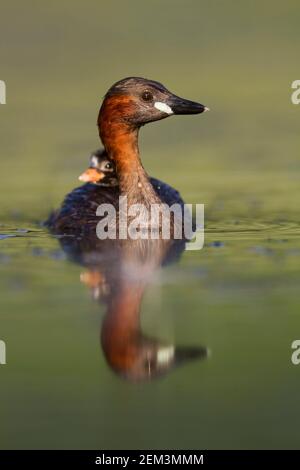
[167,94,209,115]
[78,168,104,183]
[174,345,208,365]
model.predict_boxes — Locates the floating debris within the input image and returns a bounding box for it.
[208,240,225,248]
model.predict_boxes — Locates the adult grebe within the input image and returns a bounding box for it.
[46,77,208,235]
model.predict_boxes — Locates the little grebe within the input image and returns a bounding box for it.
[46,77,208,235]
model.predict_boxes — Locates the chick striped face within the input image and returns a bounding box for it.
[78,151,117,186]
[90,154,114,173]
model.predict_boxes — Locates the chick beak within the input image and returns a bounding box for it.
[167,93,209,115]
[78,168,104,183]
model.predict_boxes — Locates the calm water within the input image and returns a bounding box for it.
[1,0,300,450]
[1,215,300,449]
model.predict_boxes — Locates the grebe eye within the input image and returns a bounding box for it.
[141,91,153,102]
[105,162,112,169]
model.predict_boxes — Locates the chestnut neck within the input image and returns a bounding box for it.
[98,96,160,205]
[100,279,145,373]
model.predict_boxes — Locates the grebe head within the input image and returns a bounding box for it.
[78,148,118,186]
[100,77,209,128]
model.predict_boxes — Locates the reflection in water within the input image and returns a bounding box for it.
[57,235,208,382]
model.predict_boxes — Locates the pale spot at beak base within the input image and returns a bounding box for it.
[154,101,173,115]
[157,346,175,365]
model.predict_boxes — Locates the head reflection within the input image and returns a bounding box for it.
[59,236,208,382]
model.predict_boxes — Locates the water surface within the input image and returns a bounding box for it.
[1,215,300,449]
[1,0,300,450]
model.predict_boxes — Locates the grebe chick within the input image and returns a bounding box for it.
[79,148,118,187]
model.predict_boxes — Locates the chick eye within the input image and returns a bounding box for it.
[105,162,112,169]
[141,90,153,102]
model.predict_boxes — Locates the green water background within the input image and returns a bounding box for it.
[0,0,300,449]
